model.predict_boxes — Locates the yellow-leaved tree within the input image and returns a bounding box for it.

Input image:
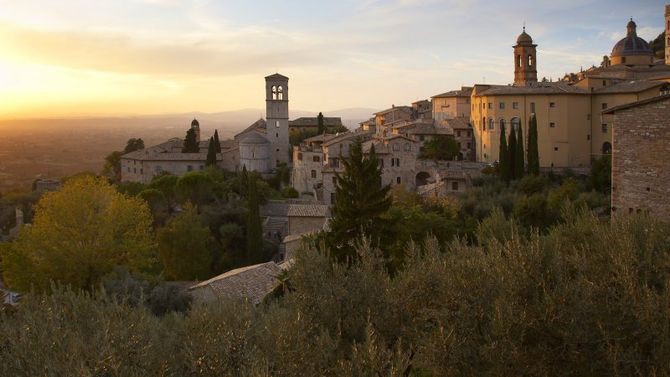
[1,176,156,292]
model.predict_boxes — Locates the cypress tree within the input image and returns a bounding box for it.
[508,125,517,180]
[516,121,525,180]
[206,137,217,167]
[182,128,199,153]
[527,114,540,175]
[213,130,222,153]
[245,175,264,263]
[317,112,325,134]
[498,122,509,181]
[326,140,392,262]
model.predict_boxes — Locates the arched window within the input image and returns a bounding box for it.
[278,86,284,100]
[528,54,533,67]
[511,117,521,131]
[499,118,506,131]
[482,117,486,131]
[517,54,521,68]
[271,86,277,100]
[602,142,612,155]
[488,118,495,130]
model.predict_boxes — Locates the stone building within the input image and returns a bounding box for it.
[288,116,344,134]
[603,94,670,220]
[472,14,670,170]
[121,73,292,183]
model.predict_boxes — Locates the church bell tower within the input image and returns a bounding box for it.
[514,27,538,86]
[265,73,290,166]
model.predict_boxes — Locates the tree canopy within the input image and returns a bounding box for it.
[419,135,460,161]
[1,176,156,292]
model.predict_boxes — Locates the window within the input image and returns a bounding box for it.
[391,159,395,167]
[512,102,519,109]
[396,177,401,184]
[275,120,280,128]
[140,168,143,174]
[530,102,535,113]
[549,102,556,108]
[602,80,607,87]
[467,142,471,149]
[127,167,131,173]
[601,124,608,133]
[187,165,193,172]
[601,103,608,110]
[312,155,320,162]
[419,135,424,141]
[587,114,591,120]
[332,176,337,185]
[133,168,136,174]
[488,102,492,109]
[393,144,400,151]
[499,102,505,110]
[330,193,336,204]
[297,152,303,160]
[554,147,559,151]
[457,130,461,137]
[488,118,494,130]
[587,135,591,140]
[528,54,533,67]
[517,54,522,68]
[277,85,284,100]
[271,85,277,100]
[452,181,459,191]
[622,57,627,64]
[311,170,317,178]
[549,122,555,128]
[395,158,400,166]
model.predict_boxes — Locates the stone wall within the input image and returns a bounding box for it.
[611,96,670,220]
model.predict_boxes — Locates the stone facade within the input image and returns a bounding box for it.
[605,94,670,220]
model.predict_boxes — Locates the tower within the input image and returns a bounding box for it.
[666,5,670,65]
[265,73,290,166]
[191,118,201,143]
[513,27,538,86]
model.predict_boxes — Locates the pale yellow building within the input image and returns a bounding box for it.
[472,16,670,169]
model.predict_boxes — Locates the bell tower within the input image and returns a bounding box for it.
[265,73,290,166]
[514,27,538,86]
[665,5,670,65]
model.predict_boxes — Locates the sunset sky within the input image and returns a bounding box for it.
[0,0,666,119]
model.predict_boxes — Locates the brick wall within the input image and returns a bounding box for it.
[611,96,670,220]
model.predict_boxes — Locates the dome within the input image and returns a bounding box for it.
[191,118,200,127]
[611,18,653,57]
[516,28,533,45]
[239,132,269,145]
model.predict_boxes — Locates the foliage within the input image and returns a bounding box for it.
[281,187,299,199]
[245,174,265,264]
[176,171,215,209]
[1,176,156,292]
[148,174,179,211]
[2,213,670,376]
[213,129,222,153]
[419,135,460,161]
[157,203,215,281]
[527,113,540,175]
[324,140,392,262]
[206,137,217,167]
[317,112,325,134]
[498,121,509,181]
[508,124,517,180]
[515,121,525,180]
[182,128,199,153]
[102,151,123,181]
[123,138,145,154]
[138,188,169,225]
[590,154,611,193]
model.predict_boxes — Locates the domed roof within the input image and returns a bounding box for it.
[516,28,533,45]
[239,132,269,145]
[611,18,653,57]
[191,118,199,127]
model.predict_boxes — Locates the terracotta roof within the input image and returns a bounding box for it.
[121,139,210,161]
[303,133,337,144]
[374,106,413,115]
[593,80,665,94]
[287,204,330,217]
[289,117,343,127]
[431,87,474,98]
[443,117,472,130]
[602,94,670,114]
[189,261,289,305]
[235,119,267,140]
[475,82,588,96]
[322,131,373,147]
[239,132,269,145]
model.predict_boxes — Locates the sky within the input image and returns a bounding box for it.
[0,0,666,119]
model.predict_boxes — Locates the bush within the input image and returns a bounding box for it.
[281,187,299,198]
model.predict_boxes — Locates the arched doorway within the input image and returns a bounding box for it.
[602,142,612,155]
[416,172,431,187]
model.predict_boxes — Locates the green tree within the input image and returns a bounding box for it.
[527,114,540,175]
[419,135,460,161]
[245,175,264,264]
[590,155,611,193]
[317,112,325,134]
[206,137,217,167]
[498,122,509,181]
[157,203,214,280]
[213,129,222,153]
[123,138,145,154]
[508,124,517,180]
[102,151,123,181]
[176,171,215,209]
[326,140,392,262]
[515,121,525,180]
[182,128,199,153]
[149,174,178,212]
[138,188,168,225]
[1,176,156,292]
